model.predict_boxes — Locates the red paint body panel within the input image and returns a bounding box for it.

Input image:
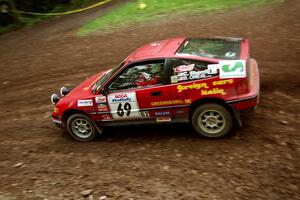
[127,38,185,62]
[229,59,260,110]
[51,37,259,128]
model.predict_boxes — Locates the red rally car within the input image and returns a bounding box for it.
[51,37,260,142]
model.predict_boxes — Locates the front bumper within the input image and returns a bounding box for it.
[51,115,64,128]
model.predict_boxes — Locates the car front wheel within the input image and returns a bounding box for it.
[192,103,233,138]
[66,114,98,142]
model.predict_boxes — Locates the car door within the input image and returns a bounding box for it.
[105,59,173,121]
[166,58,219,117]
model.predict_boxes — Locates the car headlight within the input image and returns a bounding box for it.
[60,86,70,96]
[51,94,60,104]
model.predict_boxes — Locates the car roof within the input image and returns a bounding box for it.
[126,37,186,62]
[126,37,249,64]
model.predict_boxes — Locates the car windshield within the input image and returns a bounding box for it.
[92,62,124,93]
[176,38,241,60]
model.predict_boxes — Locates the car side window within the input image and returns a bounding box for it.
[108,61,165,91]
[170,59,218,83]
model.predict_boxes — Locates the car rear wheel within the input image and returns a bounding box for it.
[66,114,98,142]
[192,103,233,138]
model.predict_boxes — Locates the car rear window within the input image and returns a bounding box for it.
[176,38,241,60]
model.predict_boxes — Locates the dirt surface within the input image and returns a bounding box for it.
[0,0,299,199]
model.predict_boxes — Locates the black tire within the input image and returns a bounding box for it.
[66,114,98,142]
[192,103,233,138]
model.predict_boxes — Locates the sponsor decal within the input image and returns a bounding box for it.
[95,95,106,104]
[212,79,234,86]
[174,64,218,82]
[189,69,213,80]
[201,88,226,95]
[156,117,171,122]
[53,107,59,113]
[108,92,141,120]
[207,64,219,74]
[77,99,93,107]
[140,111,150,118]
[111,94,132,103]
[100,114,113,120]
[98,103,108,112]
[176,81,227,96]
[177,83,208,93]
[175,64,195,73]
[225,52,236,58]
[170,75,178,83]
[219,60,246,79]
[176,68,217,82]
[154,111,171,116]
[177,72,189,81]
[151,99,191,106]
[184,99,192,104]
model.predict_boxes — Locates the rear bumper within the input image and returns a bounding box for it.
[227,94,259,111]
[227,95,258,127]
[227,58,260,111]
[51,116,64,128]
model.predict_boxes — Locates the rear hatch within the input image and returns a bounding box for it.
[176,37,249,60]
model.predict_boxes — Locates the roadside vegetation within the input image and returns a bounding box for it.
[0,0,279,36]
[78,0,279,36]
[0,0,97,35]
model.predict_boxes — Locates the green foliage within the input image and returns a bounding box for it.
[79,0,279,36]
[0,0,95,34]
[0,23,18,35]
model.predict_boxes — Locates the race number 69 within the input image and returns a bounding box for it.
[117,103,131,117]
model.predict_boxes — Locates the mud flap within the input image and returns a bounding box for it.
[92,120,104,134]
[231,106,242,127]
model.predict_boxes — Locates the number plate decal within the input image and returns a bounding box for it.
[107,92,140,120]
[140,111,149,118]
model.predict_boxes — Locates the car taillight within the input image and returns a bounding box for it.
[236,79,249,95]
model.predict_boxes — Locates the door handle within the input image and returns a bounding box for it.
[151,91,162,96]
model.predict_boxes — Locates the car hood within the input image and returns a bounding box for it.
[59,68,111,103]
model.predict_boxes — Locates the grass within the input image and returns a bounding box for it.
[78,0,279,36]
[0,0,96,36]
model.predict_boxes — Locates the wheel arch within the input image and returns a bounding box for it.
[189,98,241,126]
[62,109,89,125]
